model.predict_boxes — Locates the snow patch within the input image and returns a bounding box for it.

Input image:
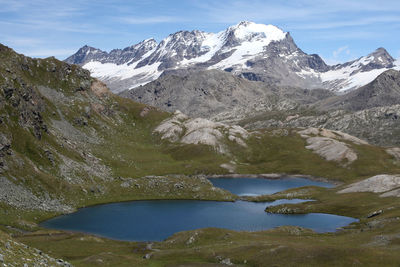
[321,66,389,93]
[320,55,397,93]
[83,61,162,90]
[230,21,286,42]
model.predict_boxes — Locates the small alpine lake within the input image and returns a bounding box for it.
[208,177,334,196]
[42,177,357,241]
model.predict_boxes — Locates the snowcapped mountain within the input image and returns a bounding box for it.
[65,21,399,93]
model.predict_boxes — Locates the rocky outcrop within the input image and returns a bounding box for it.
[90,80,111,97]
[304,137,357,163]
[0,134,11,155]
[154,110,249,153]
[338,174,400,197]
[386,147,400,161]
[0,134,11,173]
[298,127,368,145]
[380,188,400,197]
[298,128,366,164]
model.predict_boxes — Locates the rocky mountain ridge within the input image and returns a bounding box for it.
[66,21,399,93]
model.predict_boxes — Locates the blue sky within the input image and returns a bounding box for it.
[1,0,399,64]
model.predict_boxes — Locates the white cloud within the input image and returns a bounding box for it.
[193,0,400,29]
[118,16,181,25]
[333,46,350,58]
[323,46,354,65]
[0,19,107,34]
[3,37,43,47]
[1,0,399,60]
[289,16,400,30]
[305,31,382,41]
[23,48,76,58]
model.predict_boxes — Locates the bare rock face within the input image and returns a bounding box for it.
[0,134,11,171]
[298,128,367,164]
[298,127,368,145]
[380,188,400,197]
[154,110,248,153]
[304,137,357,163]
[338,174,400,197]
[90,80,111,97]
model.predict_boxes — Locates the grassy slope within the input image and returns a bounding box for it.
[0,44,400,266]
[231,129,400,182]
[0,44,233,228]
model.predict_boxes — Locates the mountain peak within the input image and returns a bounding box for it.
[368,47,394,60]
[143,38,157,43]
[80,45,101,51]
[128,38,157,50]
[236,20,254,27]
[373,47,389,53]
[220,21,286,49]
[227,21,286,40]
[361,47,395,69]
[64,45,106,64]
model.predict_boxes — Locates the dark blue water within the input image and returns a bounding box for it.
[42,199,356,241]
[208,177,333,196]
[41,178,354,241]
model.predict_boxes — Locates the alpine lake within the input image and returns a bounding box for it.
[42,177,357,241]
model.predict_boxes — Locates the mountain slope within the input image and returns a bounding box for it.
[119,69,333,120]
[242,70,400,146]
[318,48,399,93]
[66,21,399,93]
[0,43,241,227]
[315,69,400,111]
